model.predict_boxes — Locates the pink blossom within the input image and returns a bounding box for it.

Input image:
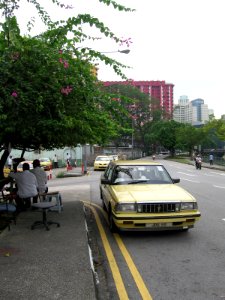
[59,58,63,63]
[119,37,133,48]
[59,50,63,54]
[60,4,73,9]
[63,60,69,68]
[11,91,18,97]
[61,86,73,95]
[11,52,20,60]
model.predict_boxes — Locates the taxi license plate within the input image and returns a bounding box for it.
[146,223,172,228]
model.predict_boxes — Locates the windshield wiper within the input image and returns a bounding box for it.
[128,180,149,184]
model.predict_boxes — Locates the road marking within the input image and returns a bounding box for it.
[222,219,225,221]
[177,172,196,177]
[180,178,200,183]
[203,173,215,177]
[85,204,129,300]
[211,172,225,176]
[114,233,153,300]
[213,185,225,189]
[85,202,153,299]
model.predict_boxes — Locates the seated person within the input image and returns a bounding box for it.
[31,159,48,202]
[9,163,38,211]
[114,172,130,183]
[132,169,147,180]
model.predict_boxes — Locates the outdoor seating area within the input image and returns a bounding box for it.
[31,201,60,231]
[39,191,63,213]
[0,183,63,232]
[0,186,17,230]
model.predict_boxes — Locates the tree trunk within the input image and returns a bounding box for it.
[0,148,10,188]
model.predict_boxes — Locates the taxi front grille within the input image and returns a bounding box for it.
[138,203,178,213]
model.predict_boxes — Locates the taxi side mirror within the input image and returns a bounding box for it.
[172,178,180,183]
[101,178,111,185]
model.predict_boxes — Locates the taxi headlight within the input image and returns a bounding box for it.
[181,202,197,210]
[115,203,136,212]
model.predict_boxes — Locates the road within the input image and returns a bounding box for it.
[48,160,225,300]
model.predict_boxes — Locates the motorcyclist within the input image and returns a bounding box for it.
[195,154,202,169]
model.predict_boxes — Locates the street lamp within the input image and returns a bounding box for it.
[100,49,130,54]
[131,119,134,159]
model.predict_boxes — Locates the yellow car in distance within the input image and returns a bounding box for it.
[100,160,201,232]
[17,161,34,172]
[94,155,112,171]
[39,158,52,171]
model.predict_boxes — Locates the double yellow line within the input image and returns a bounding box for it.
[84,201,153,300]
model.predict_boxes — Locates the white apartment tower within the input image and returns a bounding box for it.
[173,96,212,126]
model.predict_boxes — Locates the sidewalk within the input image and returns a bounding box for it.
[0,175,96,300]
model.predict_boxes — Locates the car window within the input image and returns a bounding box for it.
[40,158,50,162]
[96,157,110,161]
[112,165,172,184]
[104,165,114,180]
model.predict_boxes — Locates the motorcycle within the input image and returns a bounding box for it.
[195,158,202,169]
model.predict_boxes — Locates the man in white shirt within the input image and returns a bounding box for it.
[7,155,13,169]
[53,154,58,168]
[31,159,48,202]
[9,163,38,210]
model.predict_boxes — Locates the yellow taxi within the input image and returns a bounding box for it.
[17,161,33,172]
[100,160,201,232]
[94,155,112,171]
[39,158,52,171]
[3,166,11,178]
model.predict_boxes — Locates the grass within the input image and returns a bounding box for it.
[56,171,65,178]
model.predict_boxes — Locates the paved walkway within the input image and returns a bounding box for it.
[0,171,96,300]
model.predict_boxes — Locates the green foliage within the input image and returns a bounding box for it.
[0,0,134,179]
[56,171,65,178]
[145,120,183,155]
[102,83,152,149]
[203,119,225,141]
[176,124,206,155]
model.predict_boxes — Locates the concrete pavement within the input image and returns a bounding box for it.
[0,167,96,300]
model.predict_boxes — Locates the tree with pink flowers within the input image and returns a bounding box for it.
[0,0,134,180]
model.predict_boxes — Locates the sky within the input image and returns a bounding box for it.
[14,0,225,118]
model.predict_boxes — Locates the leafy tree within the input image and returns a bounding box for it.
[102,83,152,153]
[203,119,225,141]
[147,120,183,156]
[176,124,207,156]
[0,0,134,180]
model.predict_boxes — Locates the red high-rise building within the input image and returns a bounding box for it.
[103,80,174,118]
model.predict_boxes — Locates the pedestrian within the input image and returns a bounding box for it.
[30,159,48,203]
[53,154,58,168]
[9,162,38,211]
[66,152,71,166]
[209,154,214,165]
[7,155,13,169]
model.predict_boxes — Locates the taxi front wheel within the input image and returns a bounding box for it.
[108,209,118,233]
